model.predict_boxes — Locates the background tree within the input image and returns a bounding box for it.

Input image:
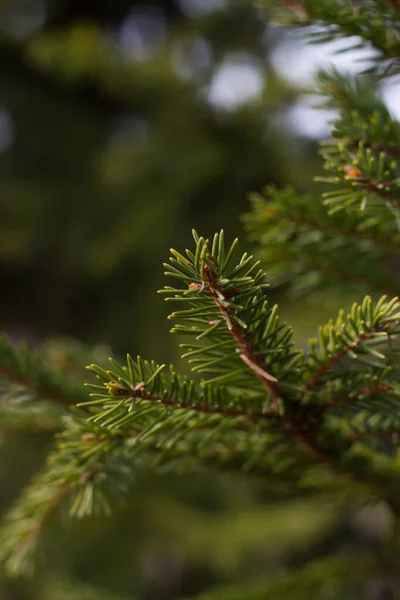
[0,0,311,356]
[2,1,400,599]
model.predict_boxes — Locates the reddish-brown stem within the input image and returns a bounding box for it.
[289,422,357,480]
[202,263,281,411]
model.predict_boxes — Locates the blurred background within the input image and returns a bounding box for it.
[0,0,325,358]
[0,1,393,599]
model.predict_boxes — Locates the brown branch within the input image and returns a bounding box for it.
[202,263,281,411]
[289,421,357,480]
[239,354,278,382]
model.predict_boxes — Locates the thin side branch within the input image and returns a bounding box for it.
[199,260,361,479]
[87,386,276,423]
[323,382,393,409]
[303,321,395,390]
[202,263,281,411]
[0,365,78,408]
[265,207,400,250]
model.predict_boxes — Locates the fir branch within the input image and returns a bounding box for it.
[81,383,275,426]
[163,230,301,401]
[323,381,393,408]
[261,203,400,250]
[3,237,400,578]
[200,255,280,408]
[83,359,364,485]
[3,0,400,590]
[268,248,395,294]
[303,296,400,390]
[87,237,400,492]
[86,240,400,494]
[82,354,282,437]
[0,472,70,576]
[244,186,399,296]
[315,71,400,226]
[0,335,88,408]
[0,414,136,575]
[83,352,352,488]
[0,363,75,408]
[304,325,383,390]
[0,402,63,433]
[323,170,400,221]
[0,410,316,575]
[271,0,400,71]
[284,297,400,483]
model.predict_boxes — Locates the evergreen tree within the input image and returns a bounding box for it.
[1,1,400,599]
[0,0,303,357]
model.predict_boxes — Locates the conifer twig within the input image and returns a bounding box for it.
[265,207,400,250]
[303,321,397,390]
[323,382,393,409]
[0,335,88,408]
[0,365,74,408]
[201,258,357,478]
[202,262,281,411]
[81,386,276,423]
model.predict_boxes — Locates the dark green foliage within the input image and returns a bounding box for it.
[1,1,400,599]
[244,185,400,295]
[1,233,400,584]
